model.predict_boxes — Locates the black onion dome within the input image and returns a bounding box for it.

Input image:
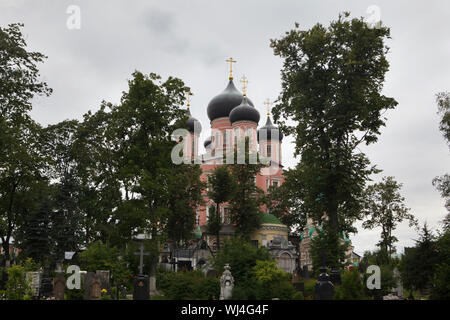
[185,108,202,134]
[207,79,254,121]
[257,116,283,141]
[229,97,260,124]
[204,136,212,148]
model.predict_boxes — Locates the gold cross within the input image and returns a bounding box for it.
[240,75,248,96]
[186,92,192,109]
[264,98,272,116]
[226,57,237,80]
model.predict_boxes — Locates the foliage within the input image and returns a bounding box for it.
[303,279,317,300]
[0,23,52,266]
[227,138,264,237]
[21,258,41,272]
[65,288,85,300]
[270,12,398,267]
[309,221,349,271]
[334,268,366,300]
[363,176,417,253]
[78,241,132,286]
[156,270,219,300]
[206,166,236,249]
[360,249,397,297]
[3,265,32,300]
[399,224,438,293]
[213,237,272,284]
[292,291,304,300]
[252,260,295,300]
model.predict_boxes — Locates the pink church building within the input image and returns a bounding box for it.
[182,70,286,250]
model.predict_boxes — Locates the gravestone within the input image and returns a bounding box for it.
[133,275,150,300]
[83,272,102,300]
[26,271,42,299]
[53,274,66,300]
[219,264,234,300]
[314,266,334,300]
[330,268,341,286]
[96,270,110,291]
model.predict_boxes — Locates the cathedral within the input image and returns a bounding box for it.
[172,58,298,274]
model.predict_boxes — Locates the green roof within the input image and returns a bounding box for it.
[260,213,283,225]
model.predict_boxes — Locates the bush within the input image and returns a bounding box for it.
[430,263,450,299]
[4,265,33,300]
[292,291,304,300]
[334,269,366,300]
[156,270,219,300]
[303,279,317,300]
[65,288,85,300]
[252,260,295,300]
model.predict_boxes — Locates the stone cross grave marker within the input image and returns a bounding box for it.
[134,242,150,275]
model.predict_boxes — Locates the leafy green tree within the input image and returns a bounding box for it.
[15,183,53,265]
[0,23,52,266]
[3,265,32,300]
[430,229,450,299]
[166,163,205,244]
[334,268,366,300]
[309,221,349,271]
[432,91,450,214]
[213,237,272,295]
[400,224,439,293]
[207,166,236,249]
[362,176,417,254]
[110,71,195,278]
[78,241,132,287]
[265,167,307,232]
[227,138,264,238]
[270,13,398,267]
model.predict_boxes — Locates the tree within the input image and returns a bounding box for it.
[78,241,132,287]
[431,231,450,299]
[207,166,236,249]
[334,268,366,300]
[270,13,398,267]
[227,138,264,238]
[166,163,204,244]
[14,182,53,265]
[362,176,417,254]
[0,23,52,267]
[399,223,439,293]
[309,221,349,271]
[110,71,196,278]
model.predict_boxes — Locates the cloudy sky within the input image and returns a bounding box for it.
[2,0,449,254]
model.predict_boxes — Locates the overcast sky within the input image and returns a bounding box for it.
[1,0,449,254]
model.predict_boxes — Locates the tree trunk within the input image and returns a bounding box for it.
[216,203,220,251]
[1,240,10,267]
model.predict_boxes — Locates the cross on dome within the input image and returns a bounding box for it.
[226,57,237,80]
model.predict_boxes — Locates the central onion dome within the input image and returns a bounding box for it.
[207,79,254,121]
[229,96,260,124]
[257,116,283,141]
[185,108,202,134]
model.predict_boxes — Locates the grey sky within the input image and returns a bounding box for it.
[1,0,449,254]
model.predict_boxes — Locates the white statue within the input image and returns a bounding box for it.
[220,264,234,300]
